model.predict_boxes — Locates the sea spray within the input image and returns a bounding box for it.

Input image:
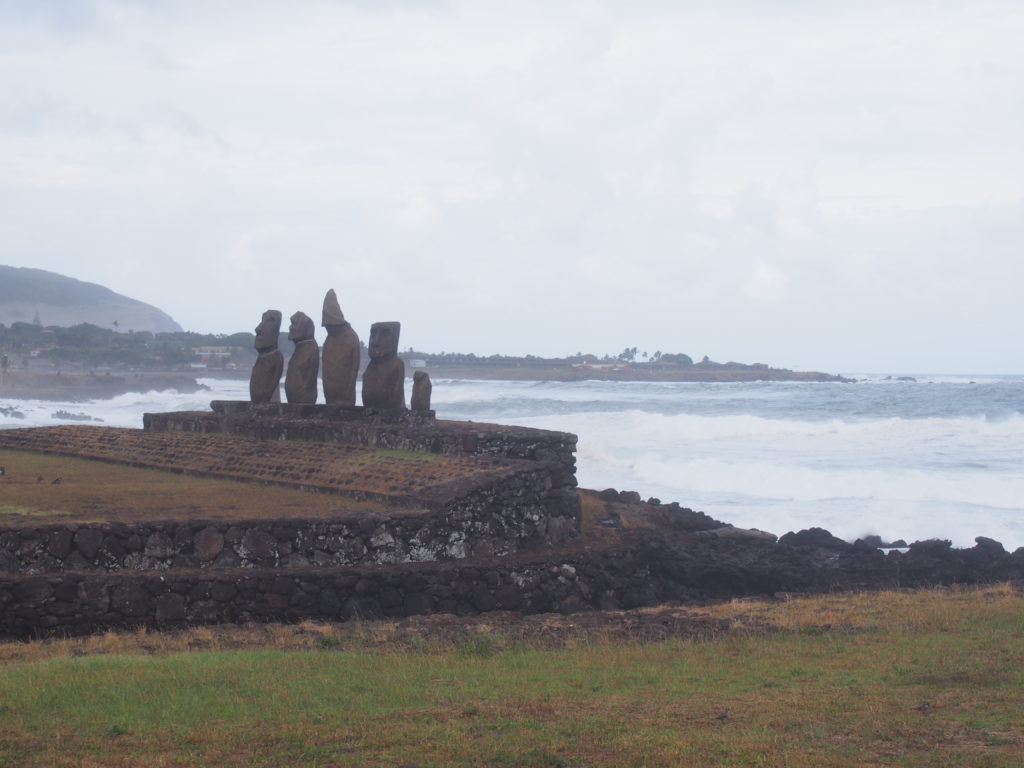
[432,376,1024,548]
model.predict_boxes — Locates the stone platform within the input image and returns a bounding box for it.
[0,404,586,636]
[145,401,578,473]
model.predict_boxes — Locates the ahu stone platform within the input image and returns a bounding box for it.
[0,404,585,637]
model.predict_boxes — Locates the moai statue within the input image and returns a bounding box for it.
[410,370,432,411]
[320,289,360,406]
[284,311,320,404]
[249,310,284,403]
[361,321,405,409]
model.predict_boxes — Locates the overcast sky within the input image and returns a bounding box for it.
[2,1,1022,373]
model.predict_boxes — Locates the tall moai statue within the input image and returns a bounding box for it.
[284,311,320,404]
[361,321,405,409]
[320,289,360,406]
[250,309,284,403]
[410,370,432,411]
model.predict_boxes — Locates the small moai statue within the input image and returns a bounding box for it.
[361,321,405,409]
[410,370,432,411]
[284,311,320,404]
[320,289,360,406]
[249,309,284,403]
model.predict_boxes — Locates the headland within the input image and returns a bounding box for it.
[420,361,849,382]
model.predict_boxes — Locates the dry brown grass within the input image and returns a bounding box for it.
[3,582,1018,665]
[0,425,526,500]
[577,490,621,547]
[0,449,383,524]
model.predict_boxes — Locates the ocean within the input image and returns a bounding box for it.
[3,374,1022,550]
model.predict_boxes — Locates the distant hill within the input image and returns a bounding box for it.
[0,265,182,333]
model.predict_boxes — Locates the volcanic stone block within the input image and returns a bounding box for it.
[319,589,342,615]
[144,531,175,558]
[155,593,186,623]
[111,582,147,617]
[239,529,277,563]
[193,527,225,562]
[45,530,73,559]
[211,581,237,601]
[74,528,104,561]
[14,578,52,604]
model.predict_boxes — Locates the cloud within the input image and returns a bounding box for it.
[0,1,1022,371]
[743,260,790,302]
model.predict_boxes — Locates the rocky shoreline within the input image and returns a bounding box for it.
[593,488,1024,604]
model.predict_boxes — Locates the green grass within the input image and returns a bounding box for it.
[1,585,1022,767]
[359,448,444,464]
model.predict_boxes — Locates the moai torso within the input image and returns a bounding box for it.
[321,289,360,406]
[250,350,284,402]
[361,321,405,409]
[250,310,284,403]
[284,312,320,404]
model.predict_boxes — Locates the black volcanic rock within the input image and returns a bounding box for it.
[973,536,1006,553]
[856,534,908,549]
[779,527,853,552]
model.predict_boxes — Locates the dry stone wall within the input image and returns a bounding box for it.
[0,465,576,575]
[141,402,581,550]
[4,516,1022,638]
[0,548,660,638]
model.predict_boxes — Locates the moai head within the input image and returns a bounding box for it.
[253,310,282,352]
[322,289,347,334]
[368,322,400,360]
[288,311,315,343]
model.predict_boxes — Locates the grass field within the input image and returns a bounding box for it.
[1,584,1021,767]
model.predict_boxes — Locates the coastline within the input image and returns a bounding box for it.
[0,364,850,402]
[413,363,851,383]
[0,371,208,401]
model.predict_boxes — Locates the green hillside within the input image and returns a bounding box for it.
[0,265,182,333]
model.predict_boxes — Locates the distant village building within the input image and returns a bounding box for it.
[571,362,630,372]
[409,359,427,369]
[192,346,242,369]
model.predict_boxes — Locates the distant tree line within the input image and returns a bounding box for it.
[0,322,258,369]
[1,320,758,373]
[399,348,698,368]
